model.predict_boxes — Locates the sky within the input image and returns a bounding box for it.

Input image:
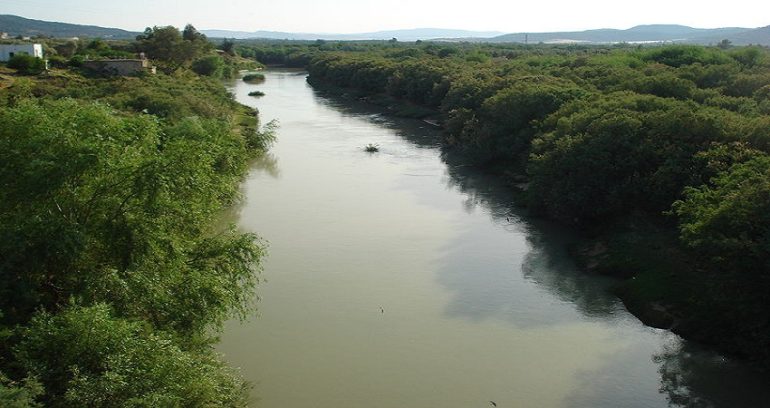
[2,0,768,34]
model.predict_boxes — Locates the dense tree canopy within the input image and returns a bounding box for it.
[675,155,770,276]
[17,304,249,407]
[1,33,273,405]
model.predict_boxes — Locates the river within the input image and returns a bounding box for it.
[219,70,770,408]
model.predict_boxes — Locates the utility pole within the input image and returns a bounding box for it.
[525,33,528,45]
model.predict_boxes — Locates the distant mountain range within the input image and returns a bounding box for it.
[201,28,504,41]
[1,14,768,45]
[487,24,769,45]
[0,14,137,39]
[200,28,505,41]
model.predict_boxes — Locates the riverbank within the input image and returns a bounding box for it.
[0,60,273,405]
[307,75,441,120]
[305,75,769,368]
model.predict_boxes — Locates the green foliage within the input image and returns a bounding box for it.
[46,55,68,69]
[528,94,739,223]
[0,373,42,408]
[7,55,46,75]
[0,54,272,403]
[674,155,770,274]
[192,55,225,77]
[451,77,587,165]
[16,304,249,407]
[242,73,266,83]
[219,38,236,56]
[672,155,770,360]
[0,98,264,332]
[68,54,85,67]
[729,46,764,69]
[135,25,212,71]
[74,39,134,60]
[630,70,696,99]
[639,45,731,68]
[464,50,491,63]
[53,41,78,58]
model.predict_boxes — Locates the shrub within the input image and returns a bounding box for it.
[192,55,225,77]
[7,55,46,75]
[46,56,68,69]
[242,73,265,83]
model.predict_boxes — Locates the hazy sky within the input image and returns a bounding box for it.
[2,0,768,33]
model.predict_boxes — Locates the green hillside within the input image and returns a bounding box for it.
[0,14,137,39]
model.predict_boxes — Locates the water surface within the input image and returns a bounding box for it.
[219,70,769,408]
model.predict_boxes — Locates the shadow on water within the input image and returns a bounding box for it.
[312,84,622,327]
[650,342,770,408]
[439,160,625,326]
[217,152,281,229]
[307,82,770,407]
[310,87,443,149]
[560,337,770,408]
[251,152,281,179]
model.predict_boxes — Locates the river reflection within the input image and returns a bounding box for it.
[311,87,635,329]
[251,152,281,179]
[219,70,770,408]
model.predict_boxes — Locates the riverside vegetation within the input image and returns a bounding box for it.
[0,26,274,406]
[234,40,770,366]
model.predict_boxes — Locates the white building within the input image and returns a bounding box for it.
[0,44,44,62]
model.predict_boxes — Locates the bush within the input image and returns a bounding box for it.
[7,55,46,75]
[68,55,85,67]
[242,73,265,83]
[46,56,68,69]
[191,55,225,77]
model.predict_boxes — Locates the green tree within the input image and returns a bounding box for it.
[16,304,249,407]
[673,154,770,274]
[136,25,212,70]
[528,94,735,224]
[182,24,205,42]
[730,46,764,70]
[220,38,236,56]
[0,99,263,332]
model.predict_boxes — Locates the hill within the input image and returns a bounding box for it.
[201,28,504,41]
[1,14,766,46]
[488,24,766,45]
[0,14,137,39]
[718,25,770,45]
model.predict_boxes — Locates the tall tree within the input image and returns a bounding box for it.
[136,25,212,70]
